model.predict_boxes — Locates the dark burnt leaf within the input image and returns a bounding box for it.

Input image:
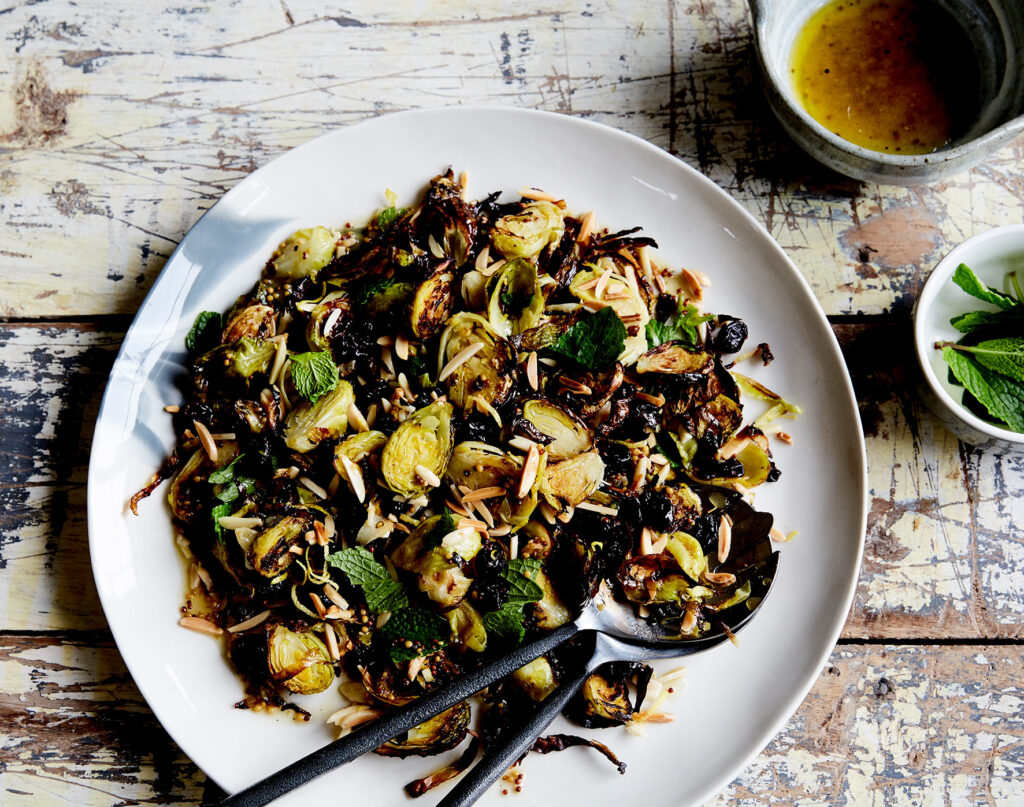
[454,412,501,445]
[596,440,633,486]
[531,734,627,775]
[543,216,582,289]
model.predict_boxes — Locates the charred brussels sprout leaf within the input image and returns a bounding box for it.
[381,400,454,496]
[447,601,488,652]
[283,379,354,452]
[551,307,627,372]
[186,311,222,353]
[636,343,714,376]
[511,656,557,701]
[491,201,564,260]
[290,350,339,403]
[249,513,313,577]
[521,399,593,460]
[377,702,471,758]
[540,450,605,507]
[267,625,334,695]
[437,313,516,411]
[382,608,452,663]
[223,304,276,344]
[411,271,456,339]
[268,226,338,281]
[327,546,409,613]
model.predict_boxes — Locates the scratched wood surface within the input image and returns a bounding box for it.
[1,0,1023,805]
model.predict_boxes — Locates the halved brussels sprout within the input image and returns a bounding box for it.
[222,304,276,344]
[195,338,278,387]
[267,624,334,695]
[528,569,572,630]
[540,449,605,507]
[664,532,707,582]
[487,258,544,337]
[411,271,455,339]
[333,430,388,481]
[518,520,554,560]
[380,401,454,497]
[366,281,415,319]
[695,394,744,444]
[697,441,772,489]
[521,399,592,460]
[268,226,339,281]
[461,270,489,310]
[391,515,474,610]
[167,449,209,523]
[447,601,487,653]
[437,313,516,411]
[248,512,314,577]
[283,379,355,453]
[569,260,649,330]
[444,441,519,488]
[511,657,558,702]
[648,484,703,531]
[577,667,635,727]
[376,702,471,758]
[618,554,697,606]
[636,343,713,376]
[305,291,350,352]
[490,201,564,260]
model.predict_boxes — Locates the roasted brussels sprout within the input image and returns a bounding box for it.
[617,554,697,607]
[490,201,564,260]
[527,568,572,630]
[568,661,652,728]
[521,399,593,460]
[167,449,209,522]
[640,483,703,532]
[333,430,388,480]
[444,441,519,488]
[267,624,334,695]
[540,449,605,506]
[511,656,558,701]
[664,532,707,582]
[305,291,350,352]
[222,304,276,344]
[487,258,544,337]
[437,313,516,411]
[376,702,471,758]
[569,260,650,331]
[248,512,314,577]
[366,280,416,318]
[391,515,475,610]
[411,271,455,339]
[636,343,713,376]
[283,379,355,452]
[380,401,454,497]
[447,601,488,653]
[268,226,339,281]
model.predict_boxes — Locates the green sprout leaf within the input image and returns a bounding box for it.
[327,546,410,614]
[186,311,222,353]
[381,608,451,663]
[552,307,626,371]
[290,350,339,403]
[942,346,1024,432]
[952,264,1021,311]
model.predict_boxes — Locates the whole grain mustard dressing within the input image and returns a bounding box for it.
[790,0,977,154]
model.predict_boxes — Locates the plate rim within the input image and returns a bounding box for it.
[87,105,868,804]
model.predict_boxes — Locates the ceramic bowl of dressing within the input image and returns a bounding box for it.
[748,0,1024,184]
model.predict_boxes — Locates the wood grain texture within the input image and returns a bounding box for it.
[2,0,1023,318]
[0,637,1020,806]
[1,322,1021,638]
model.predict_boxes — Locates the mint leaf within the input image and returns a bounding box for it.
[947,338,1024,384]
[381,608,450,663]
[291,350,339,403]
[552,307,626,371]
[423,510,458,549]
[951,308,1024,333]
[646,301,714,349]
[215,482,239,504]
[942,346,1024,432]
[209,454,246,485]
[483,607,526,645]
[186,311,222,353]
[211,502,232,543]
[502,559,543,608]
[952,264,1021,311]
[327,547,410,614]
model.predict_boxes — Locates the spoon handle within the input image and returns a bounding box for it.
[436,656,596,807]
[220,620,582,807]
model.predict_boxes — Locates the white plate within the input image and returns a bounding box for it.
[88,108,866,807]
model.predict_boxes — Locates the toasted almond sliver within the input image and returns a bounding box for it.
[474,245,491,272]
[218,516,263,530]
[414,464,442,488]
[576,501,619,516]
[518,186,558,202]
[227,610,271,633]
[636,391,665,406]
[681,267,704,301]
[488,524,512,537]
[323,584,350,611]
[630,456,650,492]
[526,351,539,391]
[438,342,485,381]
[299,476,328,500]
[381,346,395,375]
[192,420,219,464]
[309,593,327,619]
[703,571,737,586]
[718,514,733,563]
[653,269,668,294]
[324,623,341,661]
[457,517,488,531]
[770,526,790,543]
[347,401,369,433]
[395,334,410,362]
[640,526,655,555]
[573,276,601,292]
[594,267,614,300]
[577,211,596,243]
[475,499,495,528]
[719,435,751,460]
[461,486,506,503]
[338,455,366,502]
[776,431,794,445]
[517,444,540,499]
[479,258,506,279]
[693,269,713,287]
[164,404,180,413]
[376,335,395,346]
[180,616,222,637]
[507,435,538,453]
[650,535,668,555]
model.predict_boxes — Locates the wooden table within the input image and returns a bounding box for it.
[2,2,1022,804]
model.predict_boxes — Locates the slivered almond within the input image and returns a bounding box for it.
[509,533,519,560]
[218,516,263,530]
[680,604,698,635]
[702,571,737,586]
[324,307,342,336]
[653,270,668,294]
[630,456,650,492]
[428,234,445,259]
[650,535,668,555]
[518,186,558,202]
[309,593,327,619]
[580,298,610,312]
[164,404,180,413]
[576,501,619,516]
[526,351,539,391]
[474,245,491,272]
[289,545,304,555]
[381,346,395,375]
[324,623,341,661]
[414,464,442,488]
[365,403,378,428]
[604,288,631,300]
[299,476,328,500]
[559,377,592,395]
[192,420,218,464]
[680,268,704,300]
[718,514,733,563]
[347,401,369,433]
[594,267,614,300]
[479,258,506,278]
[488,524,512,537]
[719,435,750,460]
[638,245,652,280]
[179,616,222,637]
[397,372,413,400]
[517,444,540,499]
[574,276,601,292]
[693,269,712,287]
[268,335,289,386]
[636,391,665,406]
[327,473,342,498]
[770,526,790,543]
[640,526,655,555]
[323,584,350,610]
[776,431,794,445]
[438,342,485,381]
[457,517,488,531]
[376,335,395,346]
[576,211,596,243]
[227,610,271,633]
[338,455,365,502]
[460,486,506,503]
[474,499,495,528]
[446,499,470,517]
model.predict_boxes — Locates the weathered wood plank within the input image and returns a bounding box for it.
[2,1,1023,318]
[0,636,1020,805]
[1,321,1022,638]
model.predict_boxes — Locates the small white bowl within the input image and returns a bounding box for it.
[913,224,1024,450]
